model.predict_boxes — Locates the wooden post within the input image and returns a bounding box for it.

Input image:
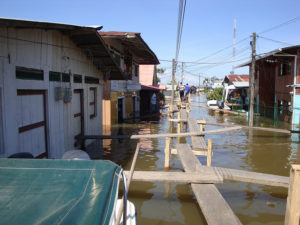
[114,144,140,225]
[170,59,175,116]
[249,32,256,127]
[285,164,300,225]
[177,110,181,133]
[164,137,171,169]
[207,139,212,167]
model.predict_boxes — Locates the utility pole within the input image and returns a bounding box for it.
[232,19,236,74]
[249,32,256,127]
[181,62,184,83]
[171,59,175,113]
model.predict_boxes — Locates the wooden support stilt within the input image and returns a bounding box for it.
[285,164,300,225]
[177,110,181,133]
[164,137,171,169]
[207,139,212,167]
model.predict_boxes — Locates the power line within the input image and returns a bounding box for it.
[258,35,294,46]
[258,16,300,35]
[181,16,300,67]
[175,0,187,62]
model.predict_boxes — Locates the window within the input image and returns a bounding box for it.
[49,71,70,82]
[280,60,292,76]
[16,67,44,80]
[85,76,99,84]
[89,87,97,119]
[73,74,82,83]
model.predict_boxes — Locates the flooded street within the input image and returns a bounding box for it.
[97,94,300,225]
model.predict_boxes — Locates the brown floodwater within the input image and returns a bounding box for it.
[90,94,300,225]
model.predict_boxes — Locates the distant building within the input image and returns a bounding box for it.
[0,18,123,158]
[99,32,159,125]
[212,80,223,89]
[223,74,249,88]
[139,65,163,115]
[237,45,300,127]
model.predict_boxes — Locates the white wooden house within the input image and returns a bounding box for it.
[0,18,123,158]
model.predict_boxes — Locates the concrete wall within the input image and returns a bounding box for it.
[0,28,103,158]
[139,65,155,85]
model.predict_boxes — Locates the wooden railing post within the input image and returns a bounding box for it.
[164,137,171,169]
[285,164,300,225]
[207,139,212,167]
[177,110,181,134]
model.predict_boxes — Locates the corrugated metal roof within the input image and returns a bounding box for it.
[0,18,124,80]
[227,74,249,83]
[236,45,300,68]
[99,31,159,65]
[100,31,139,37]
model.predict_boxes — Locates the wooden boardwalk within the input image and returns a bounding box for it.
[177,143,242,225]
[81,97,297,225]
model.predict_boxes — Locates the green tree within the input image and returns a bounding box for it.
[206,87,223,100]
[157,76,161,83]
[157,67,166,74]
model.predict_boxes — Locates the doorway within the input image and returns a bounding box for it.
[118,97,125,123]
[73,89,84,148]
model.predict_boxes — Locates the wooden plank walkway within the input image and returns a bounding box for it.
[124,171,223,183]
[177,143,242,225]
[180,108,188,120]
[188,118,207,150]
[194,165,289,188]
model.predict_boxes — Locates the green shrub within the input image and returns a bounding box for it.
[206,87,223,100]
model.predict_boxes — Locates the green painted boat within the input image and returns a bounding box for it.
[0,158,136,225]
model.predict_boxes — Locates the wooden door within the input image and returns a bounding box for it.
[17,90,48,158]
[73,89,84,148]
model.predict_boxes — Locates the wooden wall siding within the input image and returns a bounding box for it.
[17,90,47,158]
[257,61,276,107]
[0,27,104,158]
[0,88,3,154]
[296,50,300,94]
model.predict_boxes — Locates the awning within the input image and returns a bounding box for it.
[0,159,122,225]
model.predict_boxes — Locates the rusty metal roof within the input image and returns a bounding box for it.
[99,31,159,65]
[226,74,249,83]
[0,18,124,80]
[236,45,300,68]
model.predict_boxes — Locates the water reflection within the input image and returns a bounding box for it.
[93,94,299,225]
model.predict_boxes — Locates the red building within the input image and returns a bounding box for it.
[238,45,300,124]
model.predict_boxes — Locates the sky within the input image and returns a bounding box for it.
[1,0,300,85]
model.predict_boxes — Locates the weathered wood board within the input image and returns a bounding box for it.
[124,171,223,184]
[177,143,242,225]
[188,118,207,150]
[180,108,188,120]
[197,165,289,188]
